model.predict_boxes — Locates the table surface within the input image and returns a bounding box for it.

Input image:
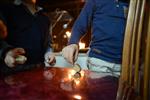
[0,66,118,100]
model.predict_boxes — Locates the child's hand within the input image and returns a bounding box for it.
[44,52,56,67]
[62,44,79,64]
[4,48,27,67]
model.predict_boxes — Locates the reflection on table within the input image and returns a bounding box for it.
[0,65,118,100]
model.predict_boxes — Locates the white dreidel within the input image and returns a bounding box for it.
[15,55,27,62]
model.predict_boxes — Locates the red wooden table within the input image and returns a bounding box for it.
[0,65,118,100]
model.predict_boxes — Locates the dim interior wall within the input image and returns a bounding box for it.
[0,0,14,4]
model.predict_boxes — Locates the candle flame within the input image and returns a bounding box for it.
[74,79,80,85]
[79,42,85,49]
[66,31,71,38]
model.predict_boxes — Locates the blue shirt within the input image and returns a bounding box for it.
[69,0,128,64]
[0,3,52,64]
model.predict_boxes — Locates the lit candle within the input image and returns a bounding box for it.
[62,68,85,88]
[65,31,71,38]
[79,42,85,49]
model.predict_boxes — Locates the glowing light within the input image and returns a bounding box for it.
[63,35,67,38]
[80,71,85,78]
[62,69,85,88]
[79,42,85,49]
[73,95,82,100]
[63,24,68,29]
[65,31,71,38]
[53,35,57,38]
[66,69,76,80]
[74,79,80,85]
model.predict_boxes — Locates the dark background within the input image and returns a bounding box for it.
[38,0,90,52]
[0,0,90,52]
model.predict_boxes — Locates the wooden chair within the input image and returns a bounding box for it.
[116,0,150,100]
